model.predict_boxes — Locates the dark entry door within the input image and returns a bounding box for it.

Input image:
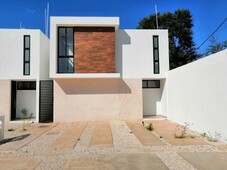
[11,81,17,120]
[39,80,53,123]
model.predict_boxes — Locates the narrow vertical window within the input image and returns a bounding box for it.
[58,27,74,73]
[153,36,159,74]
[24,35,30,75]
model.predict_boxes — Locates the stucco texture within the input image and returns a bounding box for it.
[54,78,142,122]
[0,80,10,122]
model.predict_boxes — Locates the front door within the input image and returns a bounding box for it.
[39,80,53,123]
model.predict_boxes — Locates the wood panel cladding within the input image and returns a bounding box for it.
[74,27,115,73]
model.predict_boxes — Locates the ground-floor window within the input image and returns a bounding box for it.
[142,80,160,88]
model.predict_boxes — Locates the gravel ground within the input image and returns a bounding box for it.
[1,120,225,170]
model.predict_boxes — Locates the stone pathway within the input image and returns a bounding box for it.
[0,123,56,152]
[179,152,227,170]
[89,122,113,147]
[0,120,226,170]
[64,153,168,170]
[126,121,165,146]
[51,122,87,149]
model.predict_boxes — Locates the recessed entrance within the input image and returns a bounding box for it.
[11,81,36,121]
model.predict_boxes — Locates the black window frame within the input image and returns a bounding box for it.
[23,35,30,75]
[17,81,36,90]
[153,35,160,74]
[57,27,74,73]
[142,80,160,89]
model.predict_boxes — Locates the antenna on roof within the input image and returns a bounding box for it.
[45,9,47,34]
[45,2,49,36]
[155,4,159,29]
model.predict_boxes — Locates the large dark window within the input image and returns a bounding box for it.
[58,27,74,73]
[142,80,160,88]
[24,35,30,75]
[153,36,159,74]
[17,81,36,90]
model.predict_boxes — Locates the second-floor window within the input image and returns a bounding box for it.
[24,35,30,75]
[153,36,159,74]
[58,27,74,73]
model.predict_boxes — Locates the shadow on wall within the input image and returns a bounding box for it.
[55,78,131,95]
[116,30,131,74]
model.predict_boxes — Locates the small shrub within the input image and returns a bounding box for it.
[146,123,154,131]
[21,108,28,130]
[205,132,221,142]
[8,128,14,132]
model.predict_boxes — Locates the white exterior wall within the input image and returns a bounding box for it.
[142,79,167,116]
[16,90,36,119]
[39,33,50,80]
[116,30,169,78]
[0,29,41,80]
[0,80,11,122]
[167,50,227,141]
[142,89,161,115]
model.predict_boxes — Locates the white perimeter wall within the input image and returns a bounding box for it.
[16,90,36,119]
[167,50,227,141]
[116,29,169,78]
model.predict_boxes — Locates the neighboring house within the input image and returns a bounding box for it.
[0,29,50,123]
[49,17,169,122]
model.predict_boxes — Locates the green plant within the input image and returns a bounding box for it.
[8,128,14,131]
[21,108,28,130]
[145,123,154,131]
[204,132,221,142]
[21,108,28,118]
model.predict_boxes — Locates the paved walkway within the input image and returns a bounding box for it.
[126,121,165,146]
[51,122,87,149]
[0,120,226,170]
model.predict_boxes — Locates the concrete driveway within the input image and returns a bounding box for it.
[0,120,226,170]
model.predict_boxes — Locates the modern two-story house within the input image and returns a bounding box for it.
[50,17,169,122]
[0,17,169,123]
[1,16,227,142]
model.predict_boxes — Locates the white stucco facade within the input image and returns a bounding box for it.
[0,29,49,123]
[116,29,169,78]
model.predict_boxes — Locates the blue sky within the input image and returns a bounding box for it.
[0,0,226,54]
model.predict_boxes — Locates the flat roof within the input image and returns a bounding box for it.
[50,17,119,29]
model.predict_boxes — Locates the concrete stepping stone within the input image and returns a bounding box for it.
[147,120,208,145]
[89,122,113,147]
[0,157,40,169]
[126,121,165,146]
[179,152,227,170]
[64,153,168,170]
[51,122,87,149]
[0,123,57,152]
